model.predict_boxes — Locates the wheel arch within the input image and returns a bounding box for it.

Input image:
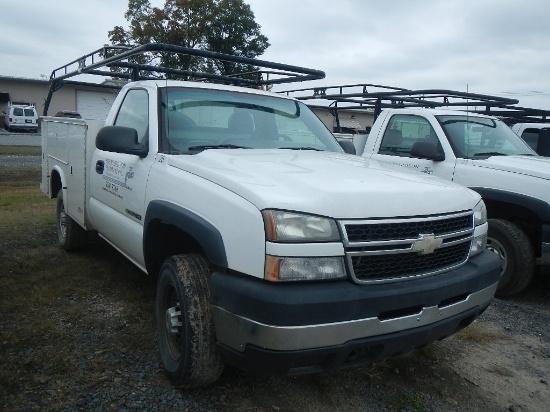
[143,200,228,277]
[50,166,65,199]
[472,187,550,254]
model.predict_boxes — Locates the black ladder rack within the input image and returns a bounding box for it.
[44,43,325,115]
[279,83,520,128]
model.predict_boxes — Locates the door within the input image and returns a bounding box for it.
[370,113,456,180]
[76,90,117,121]
[89,88,154,268]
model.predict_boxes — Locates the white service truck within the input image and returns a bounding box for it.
[41,45,500,387]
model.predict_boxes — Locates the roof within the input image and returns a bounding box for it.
[0,75,48,84]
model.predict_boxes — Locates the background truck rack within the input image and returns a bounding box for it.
[279,83,521,129]
[44,43,325,116]
[469,105,550,125]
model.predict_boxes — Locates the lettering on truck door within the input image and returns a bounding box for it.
[89,88,155,267]
[372,113,455,180]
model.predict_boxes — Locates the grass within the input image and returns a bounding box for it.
[0,145,41,155]
[456,321,508,344]
[0,157,157,410]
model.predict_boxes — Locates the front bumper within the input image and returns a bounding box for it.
[210,250,501,375]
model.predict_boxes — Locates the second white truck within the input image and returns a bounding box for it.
[363,108,550,297]
[286,85,550,297]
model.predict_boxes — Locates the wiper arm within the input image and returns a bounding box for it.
[472,151,507,157]
[188,144,251,151]
[280,147,323,151]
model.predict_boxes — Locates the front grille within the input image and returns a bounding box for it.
[351,243,470,281]
[345,215,472,242]
[340,212,474,284]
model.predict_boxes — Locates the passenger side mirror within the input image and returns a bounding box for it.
[537,128,550,157]
[96,126,148,158]
[338,139,356,155]
[410,141,445,161]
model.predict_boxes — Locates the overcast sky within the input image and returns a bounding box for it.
[2,0,549,110]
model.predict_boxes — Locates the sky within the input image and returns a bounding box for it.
[2,0,550,110]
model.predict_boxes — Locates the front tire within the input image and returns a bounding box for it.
[56,189,87,251]
[487,219,534,298]
[156,254,223,387]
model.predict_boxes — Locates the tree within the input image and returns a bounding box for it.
[205,0,270,75]
[108,0,270,77]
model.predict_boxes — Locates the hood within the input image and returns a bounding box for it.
[473,155,550,180]
[168,149,479,218]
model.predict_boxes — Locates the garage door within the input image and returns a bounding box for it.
[76,90,118,121]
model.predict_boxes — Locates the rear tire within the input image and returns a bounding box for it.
[156,254,223,387]
[487,219,534,297]
[56,189,87,251]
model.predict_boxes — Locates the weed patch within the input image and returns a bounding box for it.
[457,322,508,344]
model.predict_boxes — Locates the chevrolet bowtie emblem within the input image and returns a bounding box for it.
[412,234,443,254]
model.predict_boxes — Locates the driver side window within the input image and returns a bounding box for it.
[379,114,438,157]
[114,89,149,144]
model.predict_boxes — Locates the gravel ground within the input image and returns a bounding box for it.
[2,237,548,412]
[0,154,41,167]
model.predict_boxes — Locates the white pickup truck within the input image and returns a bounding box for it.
[362,107,550,297]
[41,45,500,387]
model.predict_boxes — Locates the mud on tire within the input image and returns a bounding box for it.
[156,254,223,387]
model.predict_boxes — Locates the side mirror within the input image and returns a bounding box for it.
[410,141,445,161]
[96,126,148,158]
[536,128,550,156]
[338,139,357,155]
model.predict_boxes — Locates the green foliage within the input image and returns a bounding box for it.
[108,0,270,77]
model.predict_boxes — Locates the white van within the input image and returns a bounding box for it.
[3,104,38,132]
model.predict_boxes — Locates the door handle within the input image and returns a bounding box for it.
[96,160,104,174]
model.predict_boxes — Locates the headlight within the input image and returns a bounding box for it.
[470,200,488,256]
[265,255,346,281]
[262,210,340,242]
[473,200,487,226]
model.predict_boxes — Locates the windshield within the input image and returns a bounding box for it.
[437,115,536,159]
[159,87,342,154]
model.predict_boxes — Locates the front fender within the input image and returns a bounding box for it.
[472,187,550,222]
[143,200,228,270]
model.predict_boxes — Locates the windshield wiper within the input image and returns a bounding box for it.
[280,147,322,151]
[472,151,507,157]
[188,144,251,151]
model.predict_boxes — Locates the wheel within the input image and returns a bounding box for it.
[156,254,223,387]
[487,219,535,297]
[56,189,87,251]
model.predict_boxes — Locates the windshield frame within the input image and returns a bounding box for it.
[158,87,343,155]
[436,114,536,159]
